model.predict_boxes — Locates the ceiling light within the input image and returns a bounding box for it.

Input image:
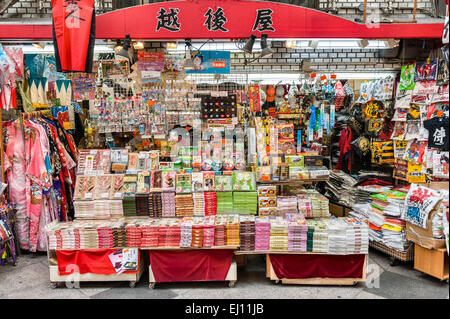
[260,34,274,58]
[243,35,257,54]
[167,42,177,50]
[285,40,297,49]
[32,42,46,50]
[133,41,144,50]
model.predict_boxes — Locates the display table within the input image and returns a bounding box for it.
[264,252,367,285]
[48,248,145,288]
[146,247,237,288]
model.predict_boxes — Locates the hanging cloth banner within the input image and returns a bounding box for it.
[51,0,96,73]
[249,85,261,112]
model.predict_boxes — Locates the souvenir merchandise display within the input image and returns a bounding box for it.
[2,111,78,252]
[2,27,448,292]
[46,215,368,253]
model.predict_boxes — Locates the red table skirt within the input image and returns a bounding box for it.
[149,250,234,283]
[269,254,366,279]
[56,249,140,276]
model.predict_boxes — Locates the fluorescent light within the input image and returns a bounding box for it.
[167,42,178,50]
[285,40,297,49]
[19,44,114,54]
[133,41,144,50]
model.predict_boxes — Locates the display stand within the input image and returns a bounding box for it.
[145,247,238,289]
[47,249,145,288]
[234,250,367,285]
[264,253,367,286]
[369,241,415,266]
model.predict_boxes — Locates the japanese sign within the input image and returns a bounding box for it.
[137,51,165,72]
[248,85,261,112]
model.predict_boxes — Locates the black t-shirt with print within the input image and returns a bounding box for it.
[423,116,449,150]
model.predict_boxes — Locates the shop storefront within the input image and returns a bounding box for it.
[0,0,448,289]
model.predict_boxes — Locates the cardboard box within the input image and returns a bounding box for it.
[406,204,446,250]
[303,155,323,167]
[329,203,345,217]
[414,245,449,280]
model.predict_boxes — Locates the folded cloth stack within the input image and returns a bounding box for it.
[148,193,162,218]
[204,192,217,216]
[158,218,181,247]
[191,217,205,248]
[136,195,150,217]
[270,217,289,251]
[112,220,128,248]
[214,215,228,246]
[122,196,137,217]
[126,221,142,248]
[161,192,176,217]
[216,191,234,215]
[233,192,258,215]
[140,219,160,248]
[306,220,328,253]
[97,222,114,249]
[193,192,205,216]
[288,215,308,252]
[180,217,193,248]
[239,215,256,251]
[297,194,312,217]
[110,200,124,218]
[74,201,96,219]
[255,216,271,251]
[203,216,216,247]
[226,214,240,246]
[277,196,299,216]
[175,194,194,217]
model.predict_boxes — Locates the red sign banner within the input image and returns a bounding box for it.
[0,0,445,40]
[52,0,95,72]
[249,85,261,112]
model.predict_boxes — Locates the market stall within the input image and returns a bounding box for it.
[0,0,448,289]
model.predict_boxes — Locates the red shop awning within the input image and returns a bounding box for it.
[0,0,445,40]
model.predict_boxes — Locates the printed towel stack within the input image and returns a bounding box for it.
[270,217,289,251]
[226,215,240,246]
[239,215,256,251]
[161,192,176,217]
[255,216,271,251]
[214,215,228,246]
[193,192,205,216]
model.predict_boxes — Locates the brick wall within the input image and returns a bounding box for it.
[320,0,436,20]
[0,0,113,18]
[0,0,439,19]
[229,41,401,72]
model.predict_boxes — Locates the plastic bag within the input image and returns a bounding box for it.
[399,64,416,91]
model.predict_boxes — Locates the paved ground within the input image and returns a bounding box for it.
[0,248,448,299]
